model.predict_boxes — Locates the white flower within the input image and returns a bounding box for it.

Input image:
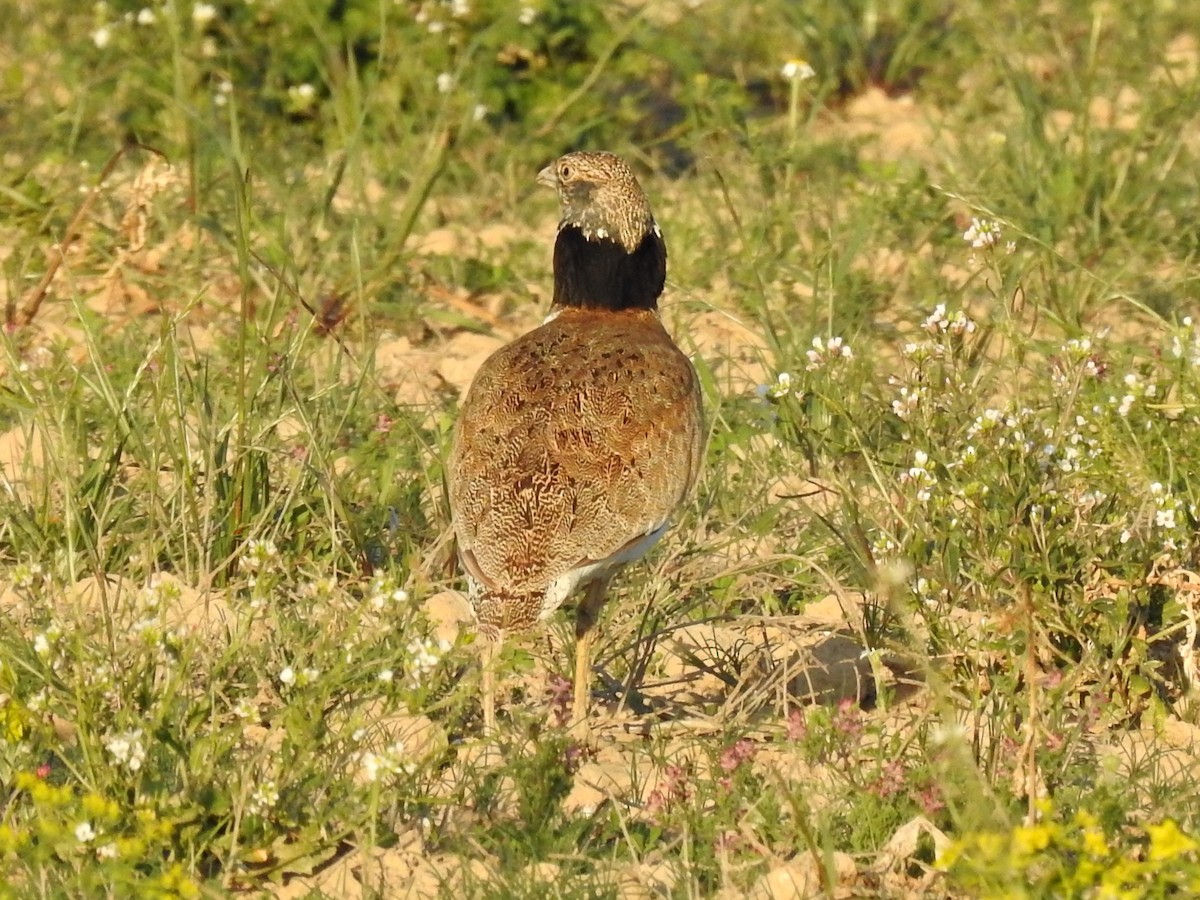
[233,698,257,719]
[781,59,816,81]
[279,666,296,687]
[97,842,119,860]
[242,538,279,570]
[192,2,217,25]
[75,822,96,843]
[518,4,537,25]
[767,371,794,399]
[378,669,394,683]
[891,386,923,420]
[92,26,112,48]
[805,335,853,371]
[407,636,450,685]
[104,729,146,772]
[449,0,470,16]
[436,72,455,93]
[472,104,488,122]
[136,8,155,24]
[359,741,415,783]
[248,780,279,816]
[962,217,1001,249]
[33,634,50,656]
[13,561,43,590]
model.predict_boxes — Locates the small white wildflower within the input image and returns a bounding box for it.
[946,309,976,336]
[891,385,923,420]
[233,697,256,720]
[1155,508,1177,530]
[242,538,279,570]
[248,780,279,816]
[449,0,470,15]
[436,72,455,93]
[472,103,488,122]
[192,2,217,25]
[301,667,320,685]
[767,371,794,399]
[33,634,50,656]
[1062,337,1092,360]
[781,59,816,81]
[962,217,1001,249]
[805,336,853,371]
[13,561,43,590]
[359,740,415,783]
[518,4,536,25]
[104,730,146,772]
[407,636,449,684]
[136,7,155,24]
[360,752,384,783]
[97,842,119,860]
[378,668,394,683]
[301,576,337,600]
[922,304,949,333]
[279,666,296,687]
[75,822,96,843]
[92,26,112,48]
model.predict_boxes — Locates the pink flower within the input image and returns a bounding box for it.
[719,738,757,774]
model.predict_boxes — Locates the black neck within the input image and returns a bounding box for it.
[551,225,666,311]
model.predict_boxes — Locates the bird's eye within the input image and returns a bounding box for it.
[558,164,572,180]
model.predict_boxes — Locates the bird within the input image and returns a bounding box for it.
[446,150,704,732]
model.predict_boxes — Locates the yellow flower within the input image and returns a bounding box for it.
[1073,809,1098,829]
[1012,824,1052,856]
[0,824,24,855]
[1081,827,1109,858]
[1147,819,1198,862]
[82,792,120,822]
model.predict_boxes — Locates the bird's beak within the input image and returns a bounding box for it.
[536,163,558,189]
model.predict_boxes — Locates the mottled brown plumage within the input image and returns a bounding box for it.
[447,151,704,730]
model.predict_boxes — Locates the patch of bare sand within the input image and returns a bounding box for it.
[684,306,772,394]
[374,329,507,405]
[648,594,873,718]
[823,87,950,166]
[270,839,494,900]
[0,422,44,494]
[736,851,858,900]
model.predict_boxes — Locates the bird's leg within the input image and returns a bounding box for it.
[481,629,501,734]
[573,578,610,727]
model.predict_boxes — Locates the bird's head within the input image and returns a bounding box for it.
[537,151,660,254]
